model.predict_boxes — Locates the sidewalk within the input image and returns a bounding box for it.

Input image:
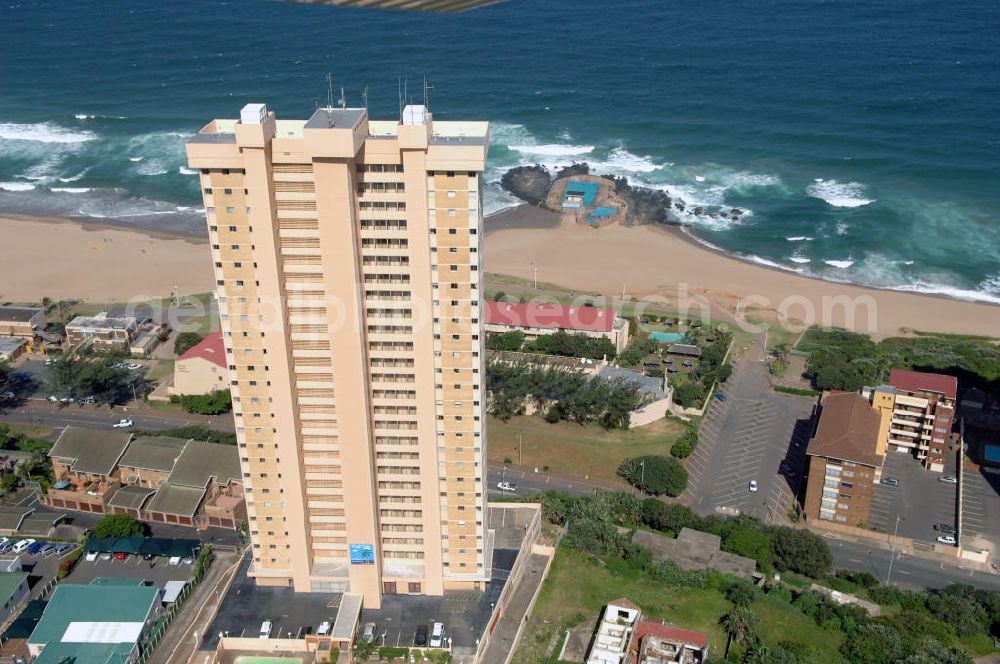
[479,553,551,664]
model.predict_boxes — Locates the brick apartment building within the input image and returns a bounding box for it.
[863,369,958,472]
[804,392,885,527]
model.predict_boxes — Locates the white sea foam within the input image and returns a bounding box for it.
[0,122,95,144]
[51,187,91,193]
[129,157,144,162]
[598,148,662,173]
[59,170,88,182]
[785,236,814,241]
[695,175,706,182]
[789,255,811,264]
[74,114,94,120]
[74,114,126,120]
[889,282,1000,306]
[0,181,36,192]
[807,179,874,208]
[138,168,169,176]
[178,167,199,175]
[824,259,855,269]
[835,221,849,236]
[508,144,594,156]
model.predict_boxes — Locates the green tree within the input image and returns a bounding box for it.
[493,291,507,302]
[640,500,695,533]
[486,330,525,352]
[721,607,759,658]
[174,331,204,356]
[742,643,801,664]
[725,581,759,607]
[926,585,991,637]
[768,526,832,578]
[177,389,232,415]
[724,527,773,570]
[47,356,135,403]
[91,513,145,538]
[617,455,687,496]
[135,425,237,445]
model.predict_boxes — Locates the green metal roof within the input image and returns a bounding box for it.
[0,571,27,601]
[28,583,157,647]
[117,436,188,473]
[48,426,132,476]
[33,640,134,664]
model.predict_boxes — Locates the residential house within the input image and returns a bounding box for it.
[0,336,28,362]
[804,392,885,527]
[0,306,44,339]
[629,619,708,664]
[65,312,139,352]
[485,301,630,354]
[587,598,641,664]
[169,330,229,396]
[44,427,132,513]
[0,571,29,625]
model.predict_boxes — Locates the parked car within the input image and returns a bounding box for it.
[53,543,73,554]
[0,391,15,400]
[112,419,133,429]
[26,541,45,554]
[47,395,59,402]
[939,475,958,484]
[12,539,35,553]
[934,523,957,534]
[99,552,112,561]
[81,395,96,404]
[39,543,56,556]
[714,391,727,402]
[880,477,899,487]
[142,553,154,561]
[937,535,957,545]
[414,624,428,647]
[113,552,128,560]
[181,557,193,565]
[496,481,517,492]
[259,621,272,639]
[85,551,99,562]
[361,622,377,643]
[748,480,758,493]
[168,556,181,566]
[126,363,143,371]
[430,622,445,648]
[317,621,332,636]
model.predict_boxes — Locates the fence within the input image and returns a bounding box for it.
[134,548,214,663]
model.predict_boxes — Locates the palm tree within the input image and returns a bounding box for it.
[721,607,759,658]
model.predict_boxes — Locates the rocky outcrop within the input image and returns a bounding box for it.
[600,174,673,226]
[499,165,552,206]
[555,163,591,179]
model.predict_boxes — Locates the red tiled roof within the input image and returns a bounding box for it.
[889,369,957,399]
[807,392,883,467]
[484,301,614,332]
[632,618,709,650]
[178,330,226,368]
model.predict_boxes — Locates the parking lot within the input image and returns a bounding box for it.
[67,552,194,587]
[0,540,80,599]
[3,356,154,404]
[961,465,1000,554]
[868,450,959,544]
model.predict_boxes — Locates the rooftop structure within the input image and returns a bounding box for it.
[27,582,159,663]
[0,306,43,323]
[888,368,958,400]
[178,329,227,367]
[666,344,702,358]
[630,619,709,664]
[587,599,641,664]
[48,427,133,477]
[807,392,884,467]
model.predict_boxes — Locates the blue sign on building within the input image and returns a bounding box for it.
[349,543,375,565]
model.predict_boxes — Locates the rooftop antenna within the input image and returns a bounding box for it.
[338,86,347,109]
[325,73,334,110]
[398,77,404,119]
[362,86,369,111]
[403,78,409,109]
[423,76,434,108]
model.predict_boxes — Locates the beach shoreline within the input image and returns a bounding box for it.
[1,207,996,338]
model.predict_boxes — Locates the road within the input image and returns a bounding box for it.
[823,532,1000,592]
[684,333,815,521]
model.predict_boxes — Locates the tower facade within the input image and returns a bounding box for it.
[185,102,491,606]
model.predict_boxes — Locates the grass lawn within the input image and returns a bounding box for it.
[147,359,174,383]
[0,421,56,440]
[486,415,684,482]
[514,547,848,664]
[958,632,997,656]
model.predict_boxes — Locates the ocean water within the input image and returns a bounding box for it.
[2,0,999,303]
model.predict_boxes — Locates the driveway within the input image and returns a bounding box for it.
[684,333,816,522]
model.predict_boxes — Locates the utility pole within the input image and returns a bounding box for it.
[886,514,901,585]
[640,459,646,487]
[533,264,537,290]
[518,431,522,466]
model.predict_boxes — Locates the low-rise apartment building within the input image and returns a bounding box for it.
[585,599,709,664]
[44,426,245,529]
[804,392,885,527]
[65,312,139,352]
[0,306,44,339]
[863,368,957,472]
[169,330,229,396]
[485,301,630,353]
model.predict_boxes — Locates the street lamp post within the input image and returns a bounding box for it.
[886,514,901,585]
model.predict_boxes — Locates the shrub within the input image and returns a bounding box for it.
[91,513,144,538]
[670,438,693,458]
[173,332,204,356]
[767,526,832,578]
[178,389,232,415]
[618,455,687,496]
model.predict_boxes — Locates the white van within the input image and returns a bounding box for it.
[430,622,445,648]
[259,621,272,639]
[317,621,332,636]
[12,539,34,554]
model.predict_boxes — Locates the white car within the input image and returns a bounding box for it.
[430,622,445,648]
[12,539,35,553]
[112,419,133,429]
[497,481,517,492]
[259,621,272,639]
[85,551,99,562]
[168,556,181,566]
[939,475,958,485]
[748,480,758,493]
[126,363,143,371]
[0,391,15,400]
[937,535,957,545]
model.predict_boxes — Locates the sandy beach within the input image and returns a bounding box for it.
[0,214,213,302]
[0,209,996,338]
[485,207,999,338]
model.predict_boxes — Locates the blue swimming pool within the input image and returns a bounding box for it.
[649,332,686,343]
[562,180,600,208]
